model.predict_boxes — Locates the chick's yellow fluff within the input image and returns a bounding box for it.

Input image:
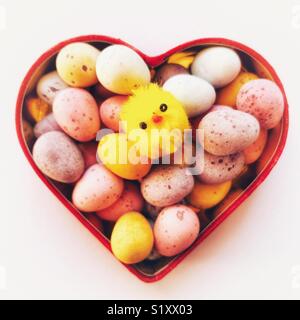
[120,84,190,158]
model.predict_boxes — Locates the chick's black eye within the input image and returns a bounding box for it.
[160,104,168,112]
[139,122,148,130]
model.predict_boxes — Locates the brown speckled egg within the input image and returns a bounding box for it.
[33,113,62,138]
[72,164,124,212]
[33,131,85,183]
[141,165,194,207]
[154,205,200,257]
[198,106,260,156]
[100,96,128,132]
[96,182,144,221]
[154,63,189,86]
[196,151,245,184]
[236,79,284,129]
[53,88,100,142]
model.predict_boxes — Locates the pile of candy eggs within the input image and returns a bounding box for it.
[22,42,285,269]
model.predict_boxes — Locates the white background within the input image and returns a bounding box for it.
[0,0,300,300]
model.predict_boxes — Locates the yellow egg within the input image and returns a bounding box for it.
[168,51,196,69]
[25,97,51,123]
[216,72,259,107]
[98,133,152,180]
[111,212,154,264]
[187,180,232,210]
[56,42,100,88]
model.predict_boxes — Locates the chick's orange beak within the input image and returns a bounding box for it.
[152,115,163,124]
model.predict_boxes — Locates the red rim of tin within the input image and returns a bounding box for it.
[15,35,289,283]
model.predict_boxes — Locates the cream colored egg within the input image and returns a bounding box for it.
[96,45,151,94]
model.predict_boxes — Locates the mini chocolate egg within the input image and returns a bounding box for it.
[163,74,216,118]
[96,182,144,222]
[154,63,189,86]
[25,96,51,123]
[100,96,128,132]
[243,129,268,164]
[78,142,98,168]
[187,180,232,210]
[56,42,100,87]
[22,120,34,145]
[154,205,200,257]
[72,164,124,212]
[96,45,151,95]
[192,47,241,88]
[198,106,260,156]
[141,165,194,207]
[33,113,62,138]
[196,152,245,184]
[111,212,154,264]
[236,79,284,129]
[37,71,68,105]
[98,133,152,180]
[33,131,85,183]
[216,72,259,107]
[53,88,100,142]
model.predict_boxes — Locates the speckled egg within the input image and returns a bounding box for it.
[154,205,200,257]
[154,63,189,86]
[53,88,100,142]
[243,129,268,164]
[72,164,124,212]
[187,180,232,210]
[199,107,260,156]
[141,165,194,207]
[216,72,259,107]
[163,74,216,118]
[111,212,154,264]
[37,71,68,105]
[96,45,151,95]
[236,79,284,129]
[100,96,128,132]
[96,182,144,221]
[192,47,241,88]
[33,131,85,183]
[33,113,62,138]
[56,42,100,87]
[78,142,98,168]
[196,151,245,184]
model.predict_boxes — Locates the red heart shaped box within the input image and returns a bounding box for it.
[15,35,289,283]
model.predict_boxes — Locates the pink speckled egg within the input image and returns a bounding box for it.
[96,182,144,221]
[154,205,200,257]
[100,96,128,132]
[78,142,98,168]
[198,106,260,156]
[72,164,124,212]
[53,88,100,142]
[236,79,284,129]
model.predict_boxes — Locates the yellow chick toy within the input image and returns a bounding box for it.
[120,84,190,159]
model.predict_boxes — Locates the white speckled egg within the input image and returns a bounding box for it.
[96,45,151,95]
[141,165,194,207]
[163,74,216,118]
[33,131,85,183]
[198,106,260,156]
[196,151,245,184]
[72,164,124,212]
[37,71,68,105]
[154,205,200,257]
[191,47,241,88]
